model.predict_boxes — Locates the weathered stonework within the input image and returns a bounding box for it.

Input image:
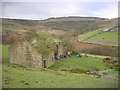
[10,41,43,68]
[57,42,64,56]
[9,40,65,68]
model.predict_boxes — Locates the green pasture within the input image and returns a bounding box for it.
[0,44,9,64]
[78,28,118,46]
[1,44,118,88]
[52,56,110,71]
[2,65,118,88]
[82,31,118,46]
[78,28,104,42]
[90,31,118,41]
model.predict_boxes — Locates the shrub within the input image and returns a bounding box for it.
[70,69,86,74]
[25,30,38,41]
[71,51,78,55]
[35,35,56,54]
[63,39,74,52]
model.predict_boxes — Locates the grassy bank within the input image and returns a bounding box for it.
[2,44,118,88]
[51,56,110,71]
[2,65,118,88]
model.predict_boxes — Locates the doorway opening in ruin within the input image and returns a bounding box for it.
[55,45,58,56]
[43,60,46,68]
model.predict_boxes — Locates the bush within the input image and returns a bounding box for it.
[113,64,119,71]
[103,58,111,63]
[35,35,56,54]
[63,39,74,52]
[25,30,38,41]
[71,51,78,55]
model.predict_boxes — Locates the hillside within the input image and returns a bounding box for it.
[2,17,118,44]
[2,17,118,34]
[1,17,118,57]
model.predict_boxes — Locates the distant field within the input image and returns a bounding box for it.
[78,28,103,42]
[78,28,118,46]
[82,31,118,46]
[90,31,118,40]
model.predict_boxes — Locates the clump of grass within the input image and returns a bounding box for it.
[103,72,107,75]
[61,69,68,71]
[69,68,86,74]
[71,51,78,55]
[10,63,28,68]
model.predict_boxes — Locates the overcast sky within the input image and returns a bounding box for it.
[2,2,118,20]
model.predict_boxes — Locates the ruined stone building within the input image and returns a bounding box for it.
[9,39,65,68]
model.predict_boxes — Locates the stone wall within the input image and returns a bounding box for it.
[9,41,54,68]
[9,40,65,68]
[10,41,29,66]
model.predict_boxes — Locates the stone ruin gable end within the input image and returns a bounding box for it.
[10,42,27,66]
[9,41,43,68]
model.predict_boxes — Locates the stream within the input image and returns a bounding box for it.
[93,70,116,78]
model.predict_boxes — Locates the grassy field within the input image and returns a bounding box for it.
[2,65,118,88]
[1,45,9,64]
[52,56,109,71]
[82,31,118,46]
[78,28,103,42]
[90,31,118,41]
[2,44,118,88]
[78,27,118,46]
[51,56,118,77]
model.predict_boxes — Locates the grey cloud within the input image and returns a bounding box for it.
[2,2,118,20]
